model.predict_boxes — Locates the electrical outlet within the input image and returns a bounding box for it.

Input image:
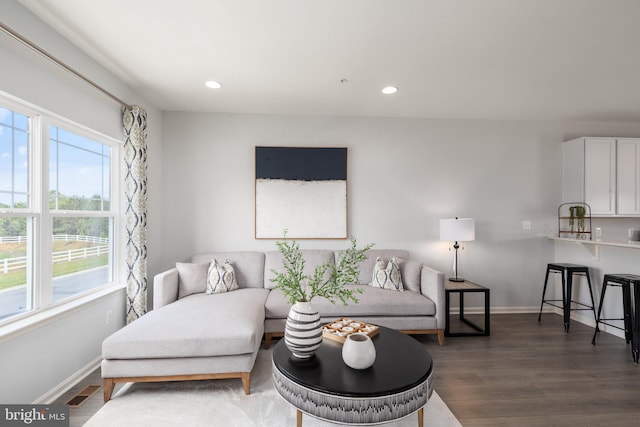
[522,220,531,231]
[106,310,113,325]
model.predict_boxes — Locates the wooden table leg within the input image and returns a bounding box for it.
[297,409,302,427]
[418,407,424,427]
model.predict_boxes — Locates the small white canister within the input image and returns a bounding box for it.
[342,333,376,369]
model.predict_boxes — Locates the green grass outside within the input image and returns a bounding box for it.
[0,255,108,291]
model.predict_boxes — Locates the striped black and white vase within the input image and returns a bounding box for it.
[285,300,322,359]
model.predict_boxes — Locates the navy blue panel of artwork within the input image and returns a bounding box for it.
[255,147,347,181]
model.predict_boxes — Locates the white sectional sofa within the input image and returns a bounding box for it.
[101,249,444,401]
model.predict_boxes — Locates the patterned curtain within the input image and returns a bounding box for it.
[122,106,148,323]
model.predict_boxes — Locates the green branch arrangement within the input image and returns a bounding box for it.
[271,231,374,306]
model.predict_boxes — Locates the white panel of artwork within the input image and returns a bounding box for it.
[256,179,347,238]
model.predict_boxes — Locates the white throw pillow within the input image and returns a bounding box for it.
[207,259,239,294]
[397,258,423,293]
[369,256,404,291]
[176,262,208,299]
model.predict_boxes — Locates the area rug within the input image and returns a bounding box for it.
[85,348,462,427]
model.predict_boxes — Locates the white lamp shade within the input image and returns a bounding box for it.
[440,218,475,242]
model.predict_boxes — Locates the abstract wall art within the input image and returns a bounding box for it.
[255,147,348,239]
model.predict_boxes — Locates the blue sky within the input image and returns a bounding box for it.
[0,107,110,207]
[0,107,28,206]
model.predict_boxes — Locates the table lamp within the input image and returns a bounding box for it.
[440,217,475,282]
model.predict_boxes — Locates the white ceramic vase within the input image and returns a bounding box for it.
[285,300,322,359]
[342,333,376,369]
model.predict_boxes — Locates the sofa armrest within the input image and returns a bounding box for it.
[153,268,179,309]
[420,265,445,329]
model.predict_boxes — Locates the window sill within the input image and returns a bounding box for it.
[0,283,126,343]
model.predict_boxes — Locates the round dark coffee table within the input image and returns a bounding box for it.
[272,326,434,426]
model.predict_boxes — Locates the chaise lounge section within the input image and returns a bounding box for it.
[101,252,268,401]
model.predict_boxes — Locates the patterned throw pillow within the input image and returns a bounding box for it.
[207,259,239,294]
[369,256,404,291]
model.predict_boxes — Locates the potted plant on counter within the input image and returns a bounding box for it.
[569,205,586,237]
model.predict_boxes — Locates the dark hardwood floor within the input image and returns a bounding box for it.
[421,313,640,426]
[58,313,640,426]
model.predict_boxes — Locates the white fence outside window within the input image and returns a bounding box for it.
[0,235,109,274]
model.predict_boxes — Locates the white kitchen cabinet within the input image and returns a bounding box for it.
[616,139,640,215]
[562,137,640,216]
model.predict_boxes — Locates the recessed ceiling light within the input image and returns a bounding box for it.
[205,80,222,89]
[382,86,398,95]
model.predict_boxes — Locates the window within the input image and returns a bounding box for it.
[49,125,111,211]
[0,97,120,323]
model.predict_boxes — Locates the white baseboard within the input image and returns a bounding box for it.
[35,356,102,404]
[451,306,626,339]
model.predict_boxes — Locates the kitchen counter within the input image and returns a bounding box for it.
[550,237,640,259]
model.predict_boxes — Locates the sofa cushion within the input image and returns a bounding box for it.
[103,289,269,359]
[369,256,404,291]
[264,249,335,289]
[356,249,410,285]
[192,252,265,288]
[397,258,423,293]
[176,262,208,298]
[265,285,435,319]
[206,259,239,294]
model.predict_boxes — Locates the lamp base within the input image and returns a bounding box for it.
[448,277,465,282]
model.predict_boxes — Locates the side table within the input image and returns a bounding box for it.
[445,280,490,337]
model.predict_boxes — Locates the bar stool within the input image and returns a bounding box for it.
[538,263,597,333]
[592,274,640,364]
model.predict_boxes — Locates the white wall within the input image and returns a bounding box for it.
[0,290,126,404]
[161,113,640,312]
[0,0,164,403]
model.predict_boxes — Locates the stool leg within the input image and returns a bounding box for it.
[622,284,632,344]
[630,282,639,364]
[585,270,598,325]
[563,270,570,333]
[592,280,608,345]
[538,267,551,322]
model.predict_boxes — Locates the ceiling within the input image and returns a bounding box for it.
[17,0,640,121]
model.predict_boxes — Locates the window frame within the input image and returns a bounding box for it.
[0,93,123,327]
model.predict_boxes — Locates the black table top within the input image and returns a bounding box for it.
[272,326,433,398]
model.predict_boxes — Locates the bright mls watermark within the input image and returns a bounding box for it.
[0,405,68,426]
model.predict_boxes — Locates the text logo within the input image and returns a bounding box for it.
[1,405,68,426]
